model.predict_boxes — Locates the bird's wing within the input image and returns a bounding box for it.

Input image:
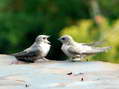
[80,41,105,46]
[12,49,40,57]
[68,46,81,55]
[79,46,112,55]
[11,48,41,62]
[68,45,111,55]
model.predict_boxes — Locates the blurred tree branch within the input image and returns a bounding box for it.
[89,0,102,25]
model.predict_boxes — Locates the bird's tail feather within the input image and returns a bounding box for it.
[96,46,112,53]
[85,41,105,46]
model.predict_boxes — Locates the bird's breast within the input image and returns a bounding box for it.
[61,45,71,56]
[39,43,51,56]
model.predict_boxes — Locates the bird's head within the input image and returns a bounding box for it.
[58,35,74,44]
[35,35,50,44]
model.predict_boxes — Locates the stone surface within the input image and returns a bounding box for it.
[0,55,119,89]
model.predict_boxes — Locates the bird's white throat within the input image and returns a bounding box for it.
[39,42,51,56]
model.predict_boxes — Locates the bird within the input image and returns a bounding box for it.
[11,35,51,63]
[58,35,112,62]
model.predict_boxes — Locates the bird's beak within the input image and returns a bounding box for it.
[46,35,51,44]
[47,41,51,44]
[48,35,50,38]
[58,38,61,41]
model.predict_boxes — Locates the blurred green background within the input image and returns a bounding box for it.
[0,0,119,63]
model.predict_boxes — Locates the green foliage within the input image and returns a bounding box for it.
[0,0,119,62]
[60,17,119,63]
[99,0,119,19]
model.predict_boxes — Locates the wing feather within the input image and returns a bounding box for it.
[11,49,41,63]
[81,41,105,46]
[68,46,111,55]
[68,46,81,55]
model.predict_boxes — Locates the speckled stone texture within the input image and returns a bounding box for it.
[0,55,119,89]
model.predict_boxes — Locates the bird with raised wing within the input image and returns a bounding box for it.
[11,35,51,63]
[59,35,111,61]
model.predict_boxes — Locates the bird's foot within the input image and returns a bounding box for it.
[68,58,77,62]
[42,58,50,61]
[36,58,50,63]
[71,60,77,62]
[70,58,82,62]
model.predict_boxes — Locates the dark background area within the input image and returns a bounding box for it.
[0,0,119,62]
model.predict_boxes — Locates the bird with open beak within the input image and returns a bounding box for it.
[11,35,51,64]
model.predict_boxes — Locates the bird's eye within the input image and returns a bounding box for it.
[62,38,66,40]
[43,37,46,39]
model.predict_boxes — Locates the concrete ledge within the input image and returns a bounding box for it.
[0,55,119,89]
